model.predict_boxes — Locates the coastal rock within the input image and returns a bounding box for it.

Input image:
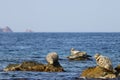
[44,64,64,72]
[4,64,20,71]
[4,61,45,71]
[4,61,64,72]
[67,48,91,60]
[4,52,64,72]
[81,66,116,79]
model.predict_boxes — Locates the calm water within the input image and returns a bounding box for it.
[0,32,120,80]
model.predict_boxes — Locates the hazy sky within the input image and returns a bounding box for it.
[0,0,120,32]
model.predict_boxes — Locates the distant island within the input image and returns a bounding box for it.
[25,29,33,32]
[0,26,13,32]
[0,26,33,32]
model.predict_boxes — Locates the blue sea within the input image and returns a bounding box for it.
[0,32,120,80]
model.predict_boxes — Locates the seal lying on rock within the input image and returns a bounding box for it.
[94,53,113,71]
[70,48,81,55]
[67,48,91,60]
[4,52,64,72]
[80,53,116,79]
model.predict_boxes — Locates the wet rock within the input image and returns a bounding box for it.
[4,64,20,71]
[4,61,64,72]
[81,66,116,79]
[18,61,46,71]
[4,52,64,72]
[44,64,64,72]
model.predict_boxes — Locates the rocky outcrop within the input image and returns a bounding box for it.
[0,26,13,32]
[4,61,64,72]
[4,52,64,72]
[81,66,116,79]
[26,29,33,32]
[80,54,120,79]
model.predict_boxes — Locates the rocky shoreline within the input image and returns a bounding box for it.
[3,49,120,79]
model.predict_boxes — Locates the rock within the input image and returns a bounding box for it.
[44,64,64,72]
[4,64,20,71]
[18,61,45,71]
[81,66,116,79]
[4,52,64,72]
[94,53,113,71]
[26,29,33,32]
[4,61,64,72]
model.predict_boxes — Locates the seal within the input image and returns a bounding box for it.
[46,52,60,66]
[70,48,80,55]
[94,53,113,71]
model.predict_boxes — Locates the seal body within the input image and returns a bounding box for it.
[46,52,59,65]
[94,53,113,71]
[70,48,80,55]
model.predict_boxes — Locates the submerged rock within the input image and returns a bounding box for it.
[4,52,64,72]
[81,66,116,79]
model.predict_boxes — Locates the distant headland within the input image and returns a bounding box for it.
[25,29,33,32]
[0,26,13,32]
[0,26,33,32]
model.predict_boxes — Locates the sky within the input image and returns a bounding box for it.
[0,0,120,32]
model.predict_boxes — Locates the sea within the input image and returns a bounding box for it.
[0,32,120,80]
